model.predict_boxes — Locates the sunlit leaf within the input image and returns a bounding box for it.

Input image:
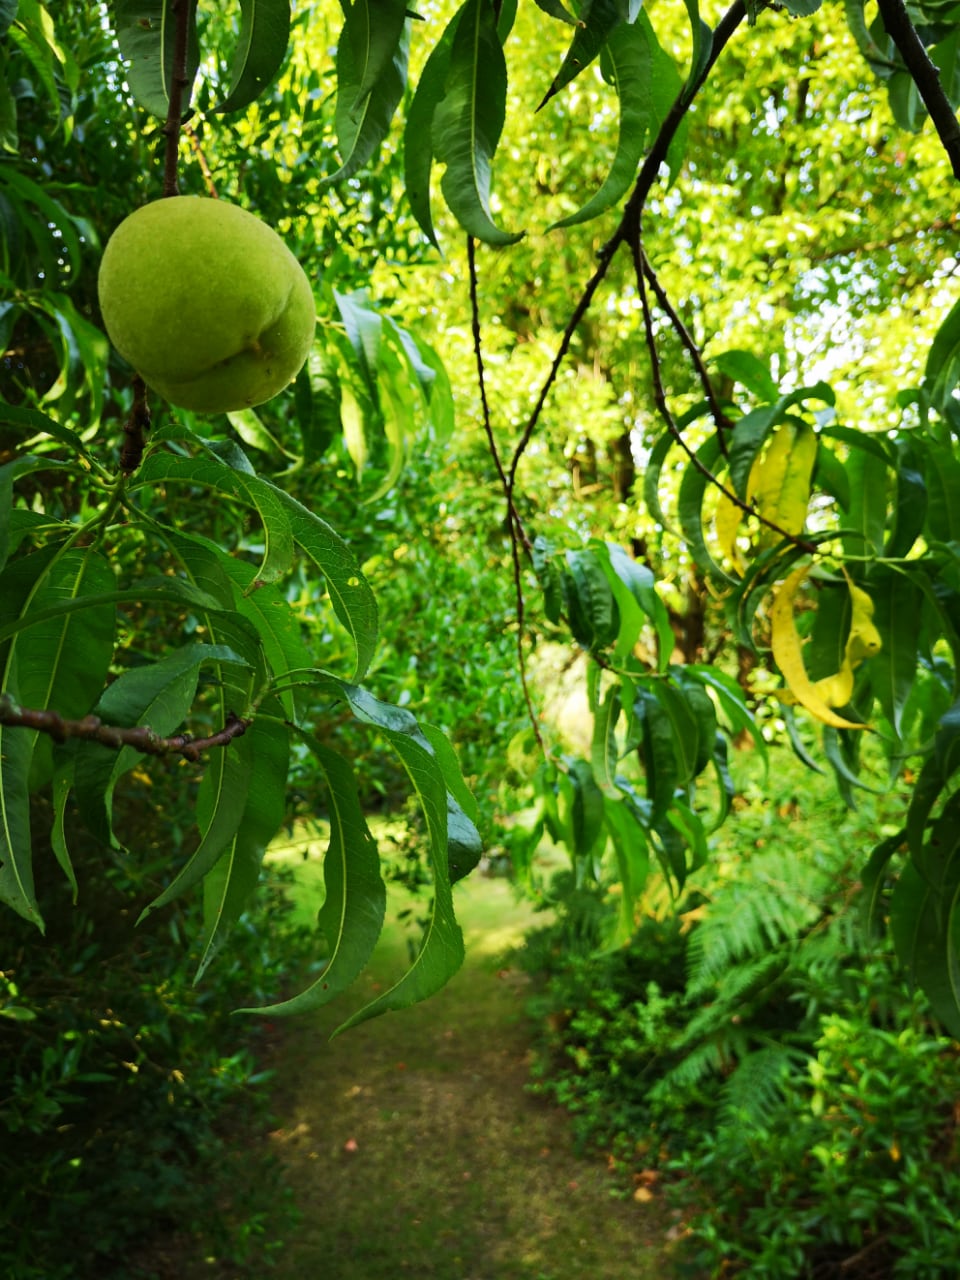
[433,0,522,245]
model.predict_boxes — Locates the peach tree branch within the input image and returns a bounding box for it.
[0,695,251,762]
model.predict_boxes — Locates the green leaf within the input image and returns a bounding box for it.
[136,449,378,681]
[603,793,650,944]
[112,0,201,118]
[420,721,478,825]
[926,295,960,413]
[343,0,409,107]
[0,457,75,574]
[534,0,577,24]
[635,685,678,821]
[144,729,256,920]
[860,830,903,936]
[215,0,291,115]
[685,664,768,766]
[403,8,461,248]
[562,755,606,858]
[678,434,736,583]
[48,759,76,901]
[335,727,465,1032]
[551,21,651,229]
[592,541,671,669]
[869,567,920,737]
[433,0,522,245]
[642,430,675,531]
[261,493,377,680]
[246,735,386,1016]
[565,546,619,650]
[324,10,409,186]
[0,2,18,39]
[891,855,960,1037]
[591,683,622,794]
[15,547,116,790]
[923,441,960,544]
[196,715,289,981]
[0,656,41,929]
[885,439,926,559]
[0,400,96,462]
[74,643,247,851]
[846,447,889,555]
[652,678,702,788]
[538,0,624,108]
[710,349,778,403]
[681,0,713,89]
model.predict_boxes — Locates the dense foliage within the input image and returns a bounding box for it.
[521,764,960,1275]
[5,0,960,1270]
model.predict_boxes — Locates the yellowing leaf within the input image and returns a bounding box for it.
[843,573,882,664]
[770,564,869,730]
[714,489,745,571]
[748,421,818,542]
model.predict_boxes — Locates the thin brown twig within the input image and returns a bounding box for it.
[637,248,734,444]
[506,0,749,495]
[161,0,193,197]
[875,0,960,181]
[182,120,218,198]
[467,236,543,750]
[0,695,251,763]
[632,235,816,554]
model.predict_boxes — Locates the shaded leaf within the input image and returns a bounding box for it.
[196,715,289,981]
[113,0,200,118]
[324,11,409,186]
[215,0,291,114]
[552,20,651,229]
[243,735,386,1015]
[539,0,624,108]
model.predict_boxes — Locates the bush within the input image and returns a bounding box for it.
[519,769,960,1277]
[0,804,314,1280]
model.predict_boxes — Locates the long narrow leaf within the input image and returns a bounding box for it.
[215,0,291,115]
[113,0,200,118]
[552,21,651,229]
[245,735,386,1016]
[195,716,289,981]
[433,0,522,245]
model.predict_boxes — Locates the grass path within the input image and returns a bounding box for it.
[254,873,680,1280]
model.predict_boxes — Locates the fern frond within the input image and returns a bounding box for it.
[717,1043,807,1139]
[687,850,833,995]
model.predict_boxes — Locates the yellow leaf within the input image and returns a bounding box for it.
[748,421,818,542]
[714,489,745,571]
[842,572,882,666]
[770,564,869,730]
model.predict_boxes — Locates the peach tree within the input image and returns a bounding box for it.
[5,0,960,1029]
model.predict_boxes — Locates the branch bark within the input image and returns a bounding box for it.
[161,0,194,197]
[875,0,960,181]
[0,696,251,763]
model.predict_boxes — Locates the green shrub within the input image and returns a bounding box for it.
[0,810,314,1280]
[519,766,960,1276]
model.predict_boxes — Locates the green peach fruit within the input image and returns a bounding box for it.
[98,197,316,414]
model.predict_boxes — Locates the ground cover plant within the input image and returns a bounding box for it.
[520,757,960,1275]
